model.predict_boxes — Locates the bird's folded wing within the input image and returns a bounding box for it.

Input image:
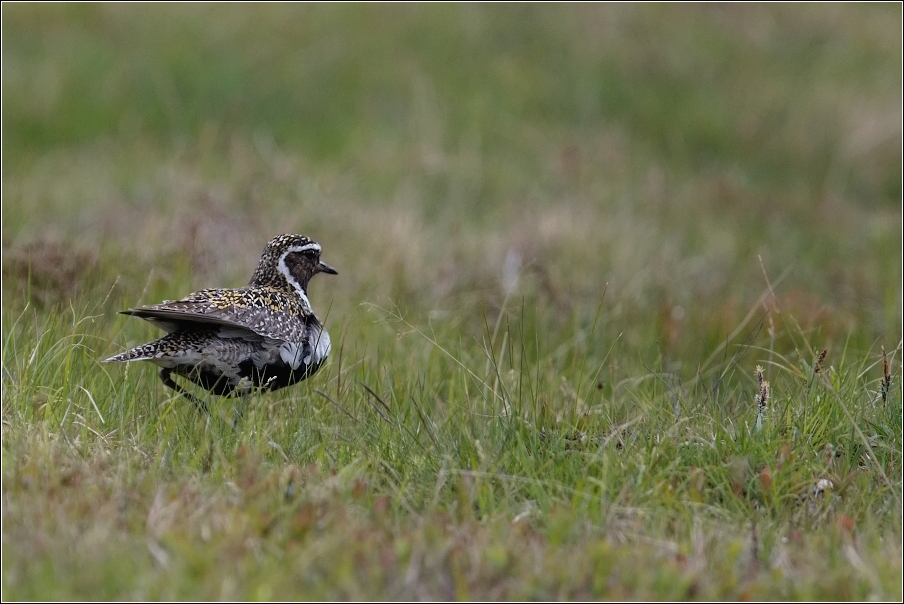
[122,288,310,342]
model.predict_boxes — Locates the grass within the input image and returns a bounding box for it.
[2,4,902,600]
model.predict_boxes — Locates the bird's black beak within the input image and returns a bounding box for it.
[317,260,338,275]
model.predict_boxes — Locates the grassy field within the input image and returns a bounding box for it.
[2,4,902,600]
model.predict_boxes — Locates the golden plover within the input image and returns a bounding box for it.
[105,234,337,413]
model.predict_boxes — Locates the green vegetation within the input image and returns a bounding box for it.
[2,4,901,600]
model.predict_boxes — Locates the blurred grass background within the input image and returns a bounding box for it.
[4,6,901,327]
[2,4,902,599]
[4,6,901,335]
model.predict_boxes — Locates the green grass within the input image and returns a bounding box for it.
[2,4,902,600]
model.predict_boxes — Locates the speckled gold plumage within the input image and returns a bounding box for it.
[124,285,312,343]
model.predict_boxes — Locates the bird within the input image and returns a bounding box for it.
[104,234,337,416]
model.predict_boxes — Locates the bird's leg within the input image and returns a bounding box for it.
[230,376,254,429]
[159,368,209,416]
[232,394,248,430]
[231,374,275,429]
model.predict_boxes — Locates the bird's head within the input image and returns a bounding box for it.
[251,234,337,295]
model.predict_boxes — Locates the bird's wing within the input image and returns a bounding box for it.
[122,287,310,342]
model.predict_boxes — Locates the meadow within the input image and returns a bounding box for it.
[2,4,902,599]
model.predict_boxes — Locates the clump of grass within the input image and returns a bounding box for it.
[3,286,901,599]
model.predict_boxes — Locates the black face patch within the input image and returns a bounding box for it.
[284,252,303,269]
[283,251,316,285]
